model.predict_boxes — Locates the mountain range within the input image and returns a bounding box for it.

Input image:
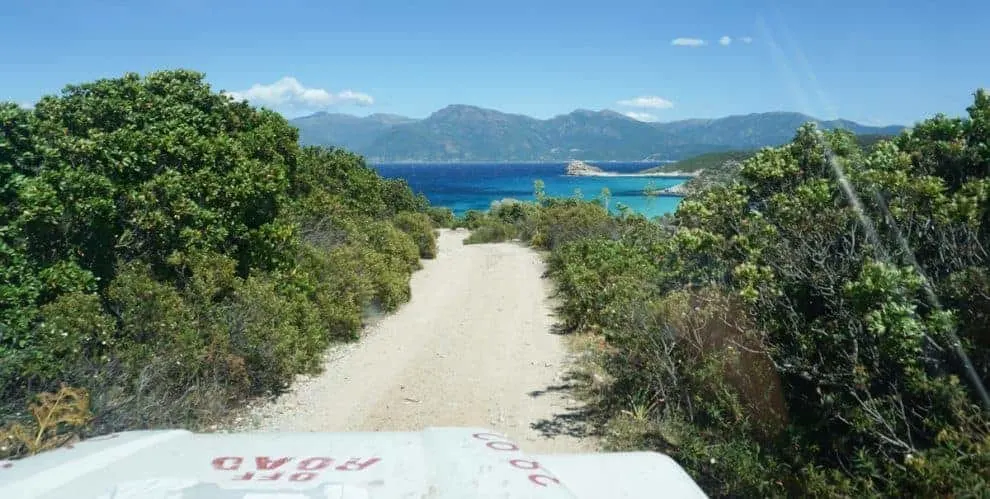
[290,105,906,162]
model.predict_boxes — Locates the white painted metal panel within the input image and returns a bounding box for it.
[0,427,707,498]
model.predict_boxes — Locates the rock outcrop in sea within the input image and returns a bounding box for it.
[566,160,605,176]
[644,183,688,197]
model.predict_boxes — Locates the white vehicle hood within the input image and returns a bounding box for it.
[0,427,706,498]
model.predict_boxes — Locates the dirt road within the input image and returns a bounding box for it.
[237,229,595,453]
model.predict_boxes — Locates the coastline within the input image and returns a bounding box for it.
[368,159,678,165]
[565,159,699,179]
[568,170,698,178]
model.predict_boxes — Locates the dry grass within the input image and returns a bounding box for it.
[661,288,788,436]
[1,385,92,459]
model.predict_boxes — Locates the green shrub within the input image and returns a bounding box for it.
[108,262,203,377]
[547,238,657,334]
[381,178,429,216]
[365,250,413,312]
[363,220,420,270]
[490,199,534,223]
[393,211,438,259]
[425,206,455,228]
[224,272,326,394]
[456,209,488,230]
[31,292,116,381]
[464,221,517,244]
[293,244,372,340]
[527,200,617,250]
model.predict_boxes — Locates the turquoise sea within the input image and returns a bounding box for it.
[371,162,686,218]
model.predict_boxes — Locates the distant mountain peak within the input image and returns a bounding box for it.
[428,104,485,120]
[423,105,542,129]
[569,108,618,116]
[439,104,482,110]
[554,109,634,122]
[431,104,492,115]
[599,109,629,118]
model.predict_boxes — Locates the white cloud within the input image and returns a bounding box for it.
[617,96,674,109]
[623,111,659,122]
[225,77,373,115]
[18,102,34,110]
[335,90,373,103]
[740,36,753,44]
[719,36,732,46]
[671,37,706,47]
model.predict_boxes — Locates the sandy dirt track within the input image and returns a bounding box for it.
[237,229,595,453]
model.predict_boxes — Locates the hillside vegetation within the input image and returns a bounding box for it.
[642,150,758,174]
[0,70,449,456]
[292,112,416,152]
[461,91,990,496]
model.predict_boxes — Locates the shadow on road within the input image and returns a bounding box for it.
[548,323,571,336]
[530,406,601,440]
[527,373,604,440]
[527,383,577,398]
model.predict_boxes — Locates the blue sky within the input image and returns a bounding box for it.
[3,0,989,125]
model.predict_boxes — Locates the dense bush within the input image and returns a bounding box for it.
[393,211,439,259]
[459,188,617,248]
[455,209,488,230]
[425,206,455,228]
[463,221,517,244]
[547,238,658,334]
[465,92,990,496]
[0,70,433,452]
[524,199,617,250]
